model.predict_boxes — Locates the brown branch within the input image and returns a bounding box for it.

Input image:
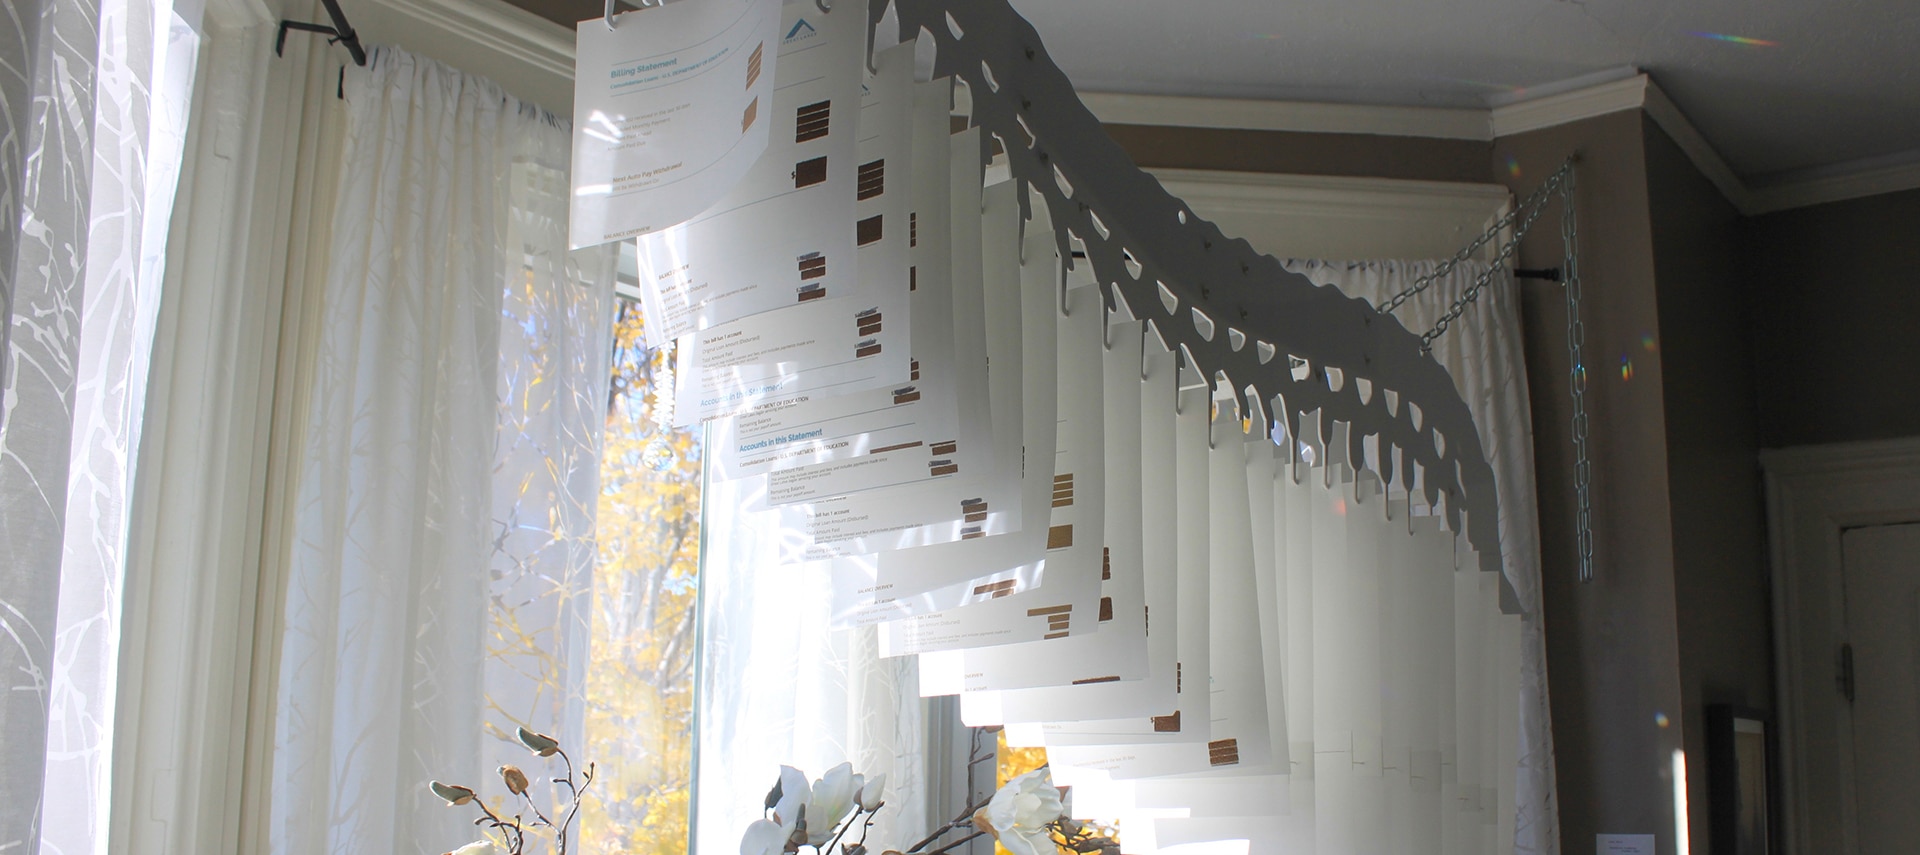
[904,792,994,854]
[919,830,989,855]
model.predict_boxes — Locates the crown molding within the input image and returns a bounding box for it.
[344,1,1917,215]
[359,0,576,80]
[1487,74,1648,138]
[1078,91,1488,141]
[1745,154,1920,215]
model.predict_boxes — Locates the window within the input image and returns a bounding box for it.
[578,272,706,853]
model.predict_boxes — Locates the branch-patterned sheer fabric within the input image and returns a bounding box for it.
[1,2,194,852]
[270,47,617,855]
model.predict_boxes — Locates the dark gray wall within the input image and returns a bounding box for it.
[1745,187,1920,448]
[1645,122,1775,855]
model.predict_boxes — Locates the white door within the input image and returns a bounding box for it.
[1839,522,1920,851]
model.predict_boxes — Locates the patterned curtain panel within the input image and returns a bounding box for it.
[1,1,192,852]
[269,47,617,855]
[0,0,105,846]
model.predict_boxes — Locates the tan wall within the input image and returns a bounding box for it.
[1494,111,1691,855]
[1104,124,1491,183]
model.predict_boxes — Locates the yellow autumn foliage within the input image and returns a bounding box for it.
[579,301,701,855]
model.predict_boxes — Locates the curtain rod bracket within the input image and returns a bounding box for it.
[276,0,368,67]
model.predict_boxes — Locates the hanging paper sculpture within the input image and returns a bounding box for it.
[603,0,1555,852]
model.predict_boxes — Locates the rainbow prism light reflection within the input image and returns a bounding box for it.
[1689,31,1779,47]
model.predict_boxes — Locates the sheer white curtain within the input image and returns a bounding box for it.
[695,475,928,854]
[1284,258,1556,855]
[0,0,196,851]
[270,47,616,855]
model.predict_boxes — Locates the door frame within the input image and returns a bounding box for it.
[1761,437,1920,855]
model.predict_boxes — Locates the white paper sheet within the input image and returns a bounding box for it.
[1167,436,1288,780]
[669,285,910,424]
[945,315,1147,692]
[777,178,1034,565]
[1155,817,1282,852]
[969,347,1180,724]
[1042,383,1214,747]
[570,0,780,248]
[1134,777,1289,818]
[1047,411,1273,781]
[708,71,984,508]
[850,214,1106,602]
[634,0,866,347]
[876,282,1106,656]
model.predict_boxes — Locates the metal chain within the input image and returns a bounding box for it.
[1394,156,1595,583]
[1416,190,1552,352]
[1378,163,1571,317]
[1561,165,1594,582]
[1413,162,1571,351]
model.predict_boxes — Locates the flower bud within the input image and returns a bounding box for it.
[429,781,477,806]
[516,726,561,757]
[499,765,530,796]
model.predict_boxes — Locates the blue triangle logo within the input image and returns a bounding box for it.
[786,19,816,40]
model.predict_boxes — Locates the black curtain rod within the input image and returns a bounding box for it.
[276,0,367,67]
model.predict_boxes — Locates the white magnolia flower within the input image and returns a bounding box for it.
[773,765,811,828]
[740,816,796,855]
[857,772,887,812]
[803,762,865,845]
[446,842,498,855]
[983,768,1064,855]
[765,764,871,848]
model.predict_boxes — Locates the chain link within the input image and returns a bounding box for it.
[1561,164,1594,582]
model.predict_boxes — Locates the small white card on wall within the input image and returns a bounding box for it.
[1597,834,1656,855]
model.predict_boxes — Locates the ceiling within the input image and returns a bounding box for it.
[505,0,1920,185]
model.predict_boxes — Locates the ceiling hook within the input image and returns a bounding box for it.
[1103,295,1114,351]
[609,0,667,32]
[1139,323,1151,381]
[1174,347,1187,415]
